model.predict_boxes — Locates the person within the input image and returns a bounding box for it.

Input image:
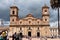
[7,36,9,40]
[12,33,15,40]
[0,34,3,40]
[12,34,14,40]
[12,32,17,40]
[16,34,19,40]
[19,33,23,40]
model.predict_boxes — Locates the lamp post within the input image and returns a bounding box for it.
[50,0,60,37]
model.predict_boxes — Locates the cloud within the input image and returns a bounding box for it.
[0,19,10,26]
[50,21,58,27]
[0,0,10,9]
[0,0,59,27]
[49,8,58,22]
[3,21,10,26]
[0,9,10,21]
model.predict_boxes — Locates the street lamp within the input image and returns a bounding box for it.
[50,0,60,37]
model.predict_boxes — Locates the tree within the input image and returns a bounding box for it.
[2,31,7,40]
[2,32,6,37]
[50,0,60,36]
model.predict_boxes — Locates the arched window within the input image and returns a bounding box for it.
[29,21,31,24]
[28,27,31,30]
[37,32,40,37]
[28,31,31,37]
[20,27,22,30]
[12,19,14,21]
[12,11,15,15]
[38,27,39,30]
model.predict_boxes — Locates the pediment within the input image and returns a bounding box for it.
[19,14,42,21]
[21,14,37,20]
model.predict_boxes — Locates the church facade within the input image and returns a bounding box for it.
[9,5,51,39]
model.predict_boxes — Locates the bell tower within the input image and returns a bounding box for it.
[10,6,19,24]
[9,6,19,40]
[41,5,51,37]
[42,5,49,24]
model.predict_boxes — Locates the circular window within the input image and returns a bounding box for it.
[45,19,47,21]
[37,21,39,23]
[45,10,47,12]
[20,21,22,24]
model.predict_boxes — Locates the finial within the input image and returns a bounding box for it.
[10,0,18,10]
[13,0,16,6]
[42,4,49,9]
[44,4,47,6]
[44,4,48,7]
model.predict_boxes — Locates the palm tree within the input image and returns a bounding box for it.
[50,0,60,37]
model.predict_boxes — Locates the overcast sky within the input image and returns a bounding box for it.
[0,0,59,27]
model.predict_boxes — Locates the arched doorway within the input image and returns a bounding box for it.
[18,32,23,40]
[28,31,31,37]
[19,32,23,37]
[20,33,22,36]
[37,32,40,37]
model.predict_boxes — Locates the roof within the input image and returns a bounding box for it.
[26,14,34,17]
[10,5,19,10]
[0,26,9,31]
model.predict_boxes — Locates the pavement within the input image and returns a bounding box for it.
[9,37,60,40]
[22,38,60,40]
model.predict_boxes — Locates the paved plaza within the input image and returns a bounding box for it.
[9,37,60,40]
[22,38,60,40]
